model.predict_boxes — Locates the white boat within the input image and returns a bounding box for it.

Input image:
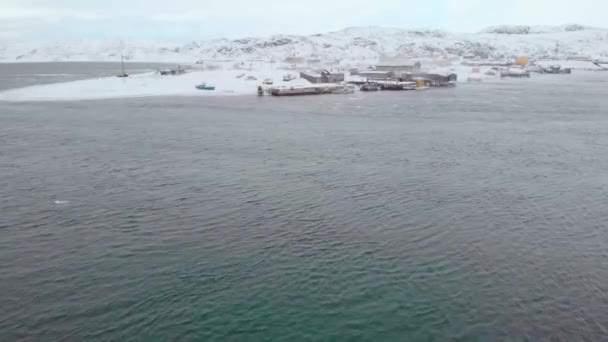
[263,78,274,85]
[500,68,530,78]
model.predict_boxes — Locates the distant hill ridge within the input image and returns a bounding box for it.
[1,24,607,63]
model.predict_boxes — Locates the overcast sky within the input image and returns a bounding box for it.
[0,0,605,42]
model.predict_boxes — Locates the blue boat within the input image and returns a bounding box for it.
[195,83,215,90]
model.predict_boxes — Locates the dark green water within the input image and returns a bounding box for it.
[1,65,608,341]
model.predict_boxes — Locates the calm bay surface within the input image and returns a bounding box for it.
[1,64,608,341]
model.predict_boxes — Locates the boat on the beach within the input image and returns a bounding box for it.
[360,83,379,91]
[195,83,215,90]
[116,54,128,78]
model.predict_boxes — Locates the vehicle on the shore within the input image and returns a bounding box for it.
[159,66,187,76]
[246,76,257,81]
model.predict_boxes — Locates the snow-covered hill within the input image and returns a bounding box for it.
[2,25,608,64]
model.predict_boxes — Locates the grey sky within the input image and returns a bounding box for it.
[0,0,605,41]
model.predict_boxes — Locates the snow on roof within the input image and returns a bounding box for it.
[425,68,454,76]
[377,58,420,67]
[359,70,391,74]
[301,71,323,77]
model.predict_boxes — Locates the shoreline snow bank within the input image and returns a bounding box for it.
[0,69,305,102]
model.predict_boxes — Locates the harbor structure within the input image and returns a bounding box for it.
[300,70,345,84]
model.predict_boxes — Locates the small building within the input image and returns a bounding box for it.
[357,70,393,80]
[376,58,422,74]
[300,70,345,84]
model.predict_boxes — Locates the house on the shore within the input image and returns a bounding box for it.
[375,58,422,74]
[300,70,345,84]
[357,70,393,80]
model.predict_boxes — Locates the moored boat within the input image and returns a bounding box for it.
[331,85,355,94]
[360,83,379,91]
[195,83,215,90]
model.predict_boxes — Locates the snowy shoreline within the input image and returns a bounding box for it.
[0,69,312,102]
[0,59,603,102]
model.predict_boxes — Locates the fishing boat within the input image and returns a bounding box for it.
[378,81,416,91]
[270,84,338,96]
[331,85,355,94]
[543,65,572,74]
[360,83,379,91]
[195,83,215,90]
[116,54,129,78]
